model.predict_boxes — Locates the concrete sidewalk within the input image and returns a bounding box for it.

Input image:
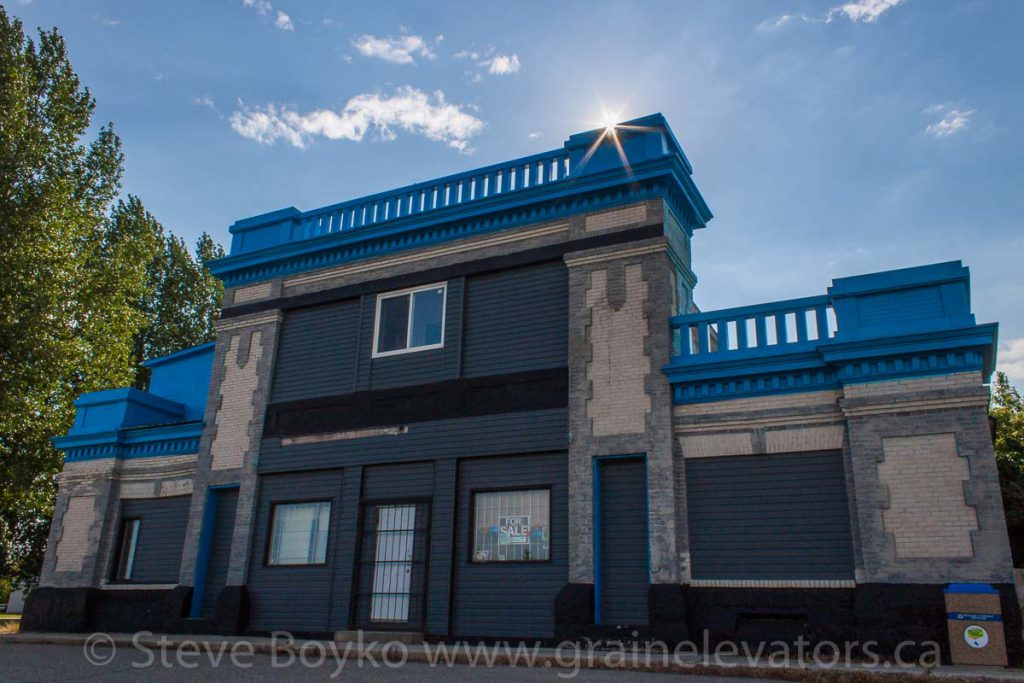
[3,631,1024,681]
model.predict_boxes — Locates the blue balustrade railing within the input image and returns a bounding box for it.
[287,148,572,243]
[670,295,837,364]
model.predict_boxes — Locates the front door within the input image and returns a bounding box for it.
[596,457,650,626]
[354,502,429,630]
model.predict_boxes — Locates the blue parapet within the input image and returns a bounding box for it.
[52,342,214,462]
[664,261,998,403]
[143,342,215,421]
[209,113,713,287]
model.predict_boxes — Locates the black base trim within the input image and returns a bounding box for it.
[554,583,594,642]
[265,367,567,438]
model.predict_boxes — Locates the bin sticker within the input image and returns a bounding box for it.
[948,612,1001,621]
[964,625,989,649]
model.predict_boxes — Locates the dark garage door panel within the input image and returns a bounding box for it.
[598,458,649,626]
[686,450,855,581]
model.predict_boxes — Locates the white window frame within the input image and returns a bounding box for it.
[371,282,447,358]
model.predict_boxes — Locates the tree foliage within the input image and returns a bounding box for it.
[991,372,1024,567]
[0,10,223,595]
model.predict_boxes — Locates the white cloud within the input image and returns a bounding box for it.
[352,32,439,65]
[826,0,905,23]
[242,0,292,31]
[999,338,1024,389]
[456,47,522,80]
[274,11,294,31]
[925,104,975,138]
[483,54,520,75]
[527,132,542,141]
[759,0,904,30]
[243,0,272,15]
[229,87,484,153]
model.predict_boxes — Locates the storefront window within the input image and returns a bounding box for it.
[268,501,331,565]
[472,489,550,562]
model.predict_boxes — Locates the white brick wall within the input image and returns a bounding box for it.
[210,332,264,470]
[844,371,982,399]
[231,282,273,304]
[55,495,96,573]
[877,433,978,558]
[584,204,648,233]
[586,265,651,436]
[765,425,845,453]
[674,390,842,418]
[679,432,754,458]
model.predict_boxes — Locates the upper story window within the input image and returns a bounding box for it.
[373,283,447,357]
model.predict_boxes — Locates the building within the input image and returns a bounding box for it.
[23,114,1020,659]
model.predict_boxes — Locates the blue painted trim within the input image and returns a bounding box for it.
[591,453,649,626]
[945,583,999,594]
[592,457,602,626]
[211,164,700,287]
[55,421,204,462]
[142,341,216,368]
[190,484,239,619]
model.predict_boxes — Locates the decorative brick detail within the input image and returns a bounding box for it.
[843,372,982,400]
[877,433,978,558]
[210,332,264,471]
[55,496,96,573]
[231,282,272,305]
[585,264,651,436]
[584,204,648,233]
[765,425,845,453]
[679,432,754,458]
[674,390,842,417]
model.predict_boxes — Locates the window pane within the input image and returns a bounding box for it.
[117,519,141,581]
[377,295,410,353]
[472,490,550,562]
[410,287,444,348]
[269,502,330,565]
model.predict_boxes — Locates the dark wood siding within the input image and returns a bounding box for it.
[597,458,649,626]
[118,495,190,584]
[462,261,568,378]
[362,278,465,391]
[362,461,435,500]
[201,488,238,617]
[686,450,855,580]
[272,298,361,402]
[247,471,344,633]
[452,452,568,639]
[259,408,567,474]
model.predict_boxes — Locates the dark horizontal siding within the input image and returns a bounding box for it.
[247,470,345,634]
[598,458,649,625]
[362,461,435,500]
[272,298,360,402]
[452,452,568,639]
[202,488,238,617]
[119,495,190,584]
[686,450,855,580]
[259,408,567,473]
[367,278,464,390]
[462,261,568,378]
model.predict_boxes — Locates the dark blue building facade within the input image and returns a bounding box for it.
[26,115,1019,661]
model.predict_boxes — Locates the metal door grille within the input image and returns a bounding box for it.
[355,502,429,629]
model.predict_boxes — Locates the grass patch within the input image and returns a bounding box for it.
[0,618,20,634]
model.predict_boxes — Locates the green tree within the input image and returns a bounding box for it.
[0,11,225,596]
[991,372,1024,567]
[115,197,223,389]
[0,7,134,595]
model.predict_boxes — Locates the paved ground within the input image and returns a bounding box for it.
[0,642,774,682]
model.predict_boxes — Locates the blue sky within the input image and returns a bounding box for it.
[12,0,1024,384]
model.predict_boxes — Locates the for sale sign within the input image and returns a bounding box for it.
[498,515,530,544]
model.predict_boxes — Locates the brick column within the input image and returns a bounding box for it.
[565,232,680,585]
[841,371,1013,584]
[179,309,284,588]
